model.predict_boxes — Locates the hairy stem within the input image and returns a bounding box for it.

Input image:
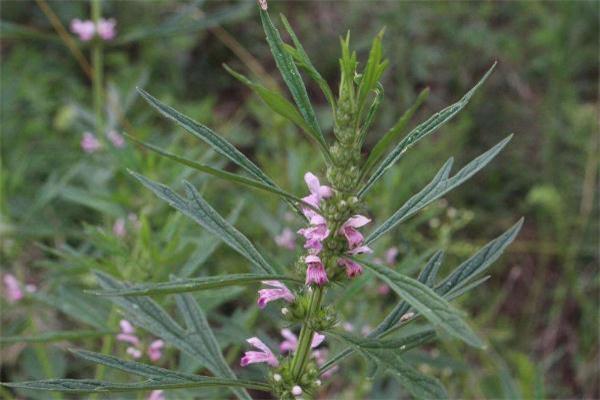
[291,287,323,380]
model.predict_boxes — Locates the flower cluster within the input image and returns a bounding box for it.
[116,320,165,361]
[81,130,125,154]
[3,274,36,303]
[70,18,116,41]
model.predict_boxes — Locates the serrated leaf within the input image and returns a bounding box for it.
[137,88,276,186]
[131,172,275,274]
[366,135,512,245]
[436,219,524,296]
[330,332,447,399]
[359,63,496,196]
[94,272,251,400]
[92,273,301,296]
[259,10,330,161]
[362,87,429,175]
[0,330,113,345]
[279,15,335,109]
[126,134,311,211]
[358,259,484,348]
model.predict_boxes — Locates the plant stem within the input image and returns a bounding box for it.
[91,0,103,134]
[291,286,323,380]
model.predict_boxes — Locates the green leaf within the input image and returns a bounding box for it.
[330,332,447,399]
[131,172,275,274]
[259,10,330,161]
[362,87,429,176]
[126,134,313,211]
[223,64,317,139]
[0,330,113,345]
[94,273,252,399]
[358,259,484,348]
[174,293,251,400]
[279,15,335,109]
[365,135,512,245]
[436,218,524,296]
[137,88,277,186]
[92,273,301,297]
[359,63,496,196]
[372,250,445,338]
[357,28,389,115]
[320,251,444,372]
[358,83,384,145]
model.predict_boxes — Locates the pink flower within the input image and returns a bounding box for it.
[117,320,140,347]
[81,132,102,153]
[3,274,23,302]
[96,18,117,40]
[240,337,278,367]
[297,223,329,253]
[377,284,390,295]
[147,390,165,400]
[107,130,125,148]
[257,281,294,309]
[338,258,363,278]
[302,172,333,208]
[305,255,328,286]
[126,347,142,359]
[70,19,95,41]
[292,386,303,396]
[113,218,126,237]
[274,228,295,250]
[148,340,164,362]
[385,247,399,265]
[339,215,371,249]
[279,329,325,353]
[347,245,373,256]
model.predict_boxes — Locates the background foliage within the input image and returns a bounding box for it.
[1,0,598,399]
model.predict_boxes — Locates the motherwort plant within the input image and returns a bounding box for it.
[5,4,522,399]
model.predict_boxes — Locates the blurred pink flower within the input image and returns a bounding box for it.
[3,274,23,302]
[107,130,125,148]
[81,132,102,153]
[126,347,142,359]
[377,284,390,295]
[240,337,278,367]
[96,18,117,40]
[147,390,165,400]
[274,228,295,250]
[385,247,399,265]
[279,329,324,353]
[148,340,164,362]
[70,19,95,41]
[113,218,126,237]
[257,281,294,309]
[117,319,140,347]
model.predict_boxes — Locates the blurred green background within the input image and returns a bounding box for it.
[1,1,598,399]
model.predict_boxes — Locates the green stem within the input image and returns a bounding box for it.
[91,0,103,133]
[291,287,323,380]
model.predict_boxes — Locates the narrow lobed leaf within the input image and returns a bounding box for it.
[92,273,302,297]
[358,259,485,348]
[259,9,331,161]
[359,62,497,197]
[366,135,512,245]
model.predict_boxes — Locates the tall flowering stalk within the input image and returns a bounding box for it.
[5,3,523,400]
